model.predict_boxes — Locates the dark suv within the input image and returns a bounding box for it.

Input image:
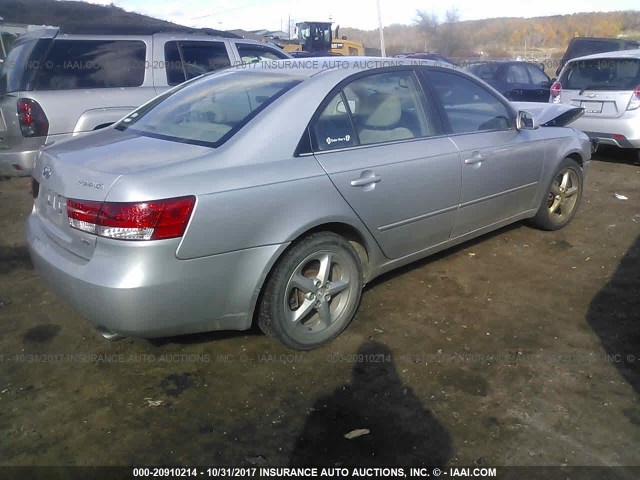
[556,37,640,75]
[0,25,290,176]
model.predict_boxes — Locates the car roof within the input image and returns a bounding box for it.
[244,56,462,78]
[469,60,538,66]
[16,24,244,40]
[568,36,639,45]
[567,48,640,63]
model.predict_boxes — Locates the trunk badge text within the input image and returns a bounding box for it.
[42,165,52,179]
[78,179,105,190]
[46,189,64,214]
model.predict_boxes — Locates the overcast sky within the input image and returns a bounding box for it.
[84,0,639,31]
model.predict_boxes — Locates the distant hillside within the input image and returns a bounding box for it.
[1,1,639,60]
[0,0,186,29]
[342,10,640,57]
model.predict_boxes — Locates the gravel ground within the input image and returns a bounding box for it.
[0,149,639,471]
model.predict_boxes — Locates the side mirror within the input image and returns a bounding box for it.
[516,110,538,130]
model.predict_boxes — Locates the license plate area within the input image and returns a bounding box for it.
[581,101,603,114]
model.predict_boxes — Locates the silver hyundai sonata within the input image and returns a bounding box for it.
[26,58,592,350]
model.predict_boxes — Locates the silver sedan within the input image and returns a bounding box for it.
[26,58,592,350]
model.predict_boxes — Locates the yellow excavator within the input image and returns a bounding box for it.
[282,21,364,56]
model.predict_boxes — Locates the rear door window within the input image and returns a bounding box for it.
[311,70,438,151]
[506,64,530,84]
[34,39,146,90]
[311,91,358,151]
[165,41,231,86]
[468,63,499,81]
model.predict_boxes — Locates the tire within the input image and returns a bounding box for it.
[258,232,363,350]
[529,157,583,231]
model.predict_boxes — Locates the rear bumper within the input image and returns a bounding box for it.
[0,148,40,177]
[582,132,637,149]
[26,211,285,338]
[0,132,82,177]
[569,114,640,149]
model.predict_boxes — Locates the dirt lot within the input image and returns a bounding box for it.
[1,149,639,471]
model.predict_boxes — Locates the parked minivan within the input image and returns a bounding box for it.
[0,25,290,176]
[551,49,640,160]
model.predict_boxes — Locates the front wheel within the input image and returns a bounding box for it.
[258,232,363,350]
[529,157,583,231]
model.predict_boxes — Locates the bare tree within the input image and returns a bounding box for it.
[435,8,471,57]
[414,10,439,51]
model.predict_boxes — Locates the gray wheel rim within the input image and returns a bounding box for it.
[548,168,580,222]
[283,248,358,336]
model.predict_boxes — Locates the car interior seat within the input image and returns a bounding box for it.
[356,92,414,144]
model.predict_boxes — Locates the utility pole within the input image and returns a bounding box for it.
[376,0,386,57]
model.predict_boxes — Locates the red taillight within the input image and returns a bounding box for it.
[17,98,49,137]
[67,196,195,241]
[550,81,562,98]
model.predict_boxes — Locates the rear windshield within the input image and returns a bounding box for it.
[560,58,640,91]
[116,71,301,147]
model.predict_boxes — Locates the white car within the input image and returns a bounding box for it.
[550,49,640,160]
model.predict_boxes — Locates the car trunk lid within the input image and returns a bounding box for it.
[32,128,212,260]
[563,90,635,118]
[33,151,122,260]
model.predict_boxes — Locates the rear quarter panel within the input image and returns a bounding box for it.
[105,152,376,261]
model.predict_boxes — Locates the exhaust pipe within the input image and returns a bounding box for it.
[95,326,124,341]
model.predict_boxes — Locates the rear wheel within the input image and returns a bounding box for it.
[529,157,583,231]
[258,232,363,350]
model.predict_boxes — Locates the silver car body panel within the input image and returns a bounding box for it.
[27,59,592,338]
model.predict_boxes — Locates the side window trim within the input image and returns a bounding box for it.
[412,67,447,137]
[416,68,453,134]
[419,67,517,136]
[341,90,361,146]
[175,41,188,84]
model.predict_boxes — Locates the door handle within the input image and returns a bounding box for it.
[350,173,382,187]
[464,152,485,165]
